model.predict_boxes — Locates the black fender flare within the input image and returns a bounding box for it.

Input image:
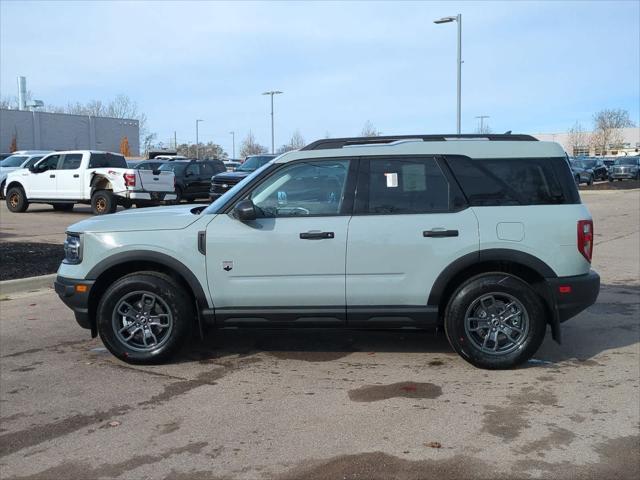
[427,249,561,342]
[86,250,210,335]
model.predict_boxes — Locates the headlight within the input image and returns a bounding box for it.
[63,233,83,265]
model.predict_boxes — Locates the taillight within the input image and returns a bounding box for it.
[123,173,136,187]
[577,219,593,263]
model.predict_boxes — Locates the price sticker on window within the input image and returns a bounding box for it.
[384,172,398,188]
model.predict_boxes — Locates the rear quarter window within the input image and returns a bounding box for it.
[445,156,580,206]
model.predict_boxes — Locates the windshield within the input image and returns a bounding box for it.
[203,163,273,214]
[237,155,274,172]
[159,162,187,174]
[0,155,29,168]
[614,157,639,166]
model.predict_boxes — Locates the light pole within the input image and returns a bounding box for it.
[195,119,203,159]
[262,90,283,154]
[229,131,235,160]
[434,14,462,134]
[475,115,490,133]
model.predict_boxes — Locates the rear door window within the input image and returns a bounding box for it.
[356,157,461,214]
[59,153,83,170]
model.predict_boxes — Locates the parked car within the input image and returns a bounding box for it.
[55,134,599,369]
[4,150,176,214]
[575,158,608,181]
[0,150,51,199]
[0,153,15,161]
[210,154,278,200]
[569,158,594,185]
[223,160,242,171]
[127,160,167,172]
[602,157,617,168]
[159,159,226,202]
[608,156,640,181]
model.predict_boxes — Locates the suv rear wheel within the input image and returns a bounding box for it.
[96,272,193,364]
[6,186,29,212]
[444,273,546,369]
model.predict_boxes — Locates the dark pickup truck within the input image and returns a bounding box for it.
[209,154,277,201]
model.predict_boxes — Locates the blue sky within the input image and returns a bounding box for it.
[1,1,639,154]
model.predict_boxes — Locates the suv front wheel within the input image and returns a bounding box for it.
[96,272,193,364]
[444,273,546,369]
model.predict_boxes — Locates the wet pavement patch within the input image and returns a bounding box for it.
[269,351,351,362]
[348,381,442,402]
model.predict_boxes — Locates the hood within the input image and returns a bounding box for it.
[67,204,205,234]
[213,171,251,182]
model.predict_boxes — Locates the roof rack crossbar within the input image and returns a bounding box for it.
[301,134,538,151]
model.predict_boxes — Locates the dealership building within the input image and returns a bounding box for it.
[0,108,140,156]
[533,127,639,157]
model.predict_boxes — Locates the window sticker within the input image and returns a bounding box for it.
[384,172,399,188]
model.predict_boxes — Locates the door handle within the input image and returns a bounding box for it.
[49,174,56,178]
[300,231,335,240]
[423,229,459,238]
[73,174,79,178]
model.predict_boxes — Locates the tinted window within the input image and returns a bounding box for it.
[24,156,43,168]
[0,155,28,167]
[186,164,200,176]
[614,157,639,166]
[446,157,579,206]
[88,153,127,168]
[59,153,83,170]
[38,154,61,171]
[250,160,350,217]
[361,158,453,214]
[159,163,187,174]
[237,155,276,172]
[202,161,225,175]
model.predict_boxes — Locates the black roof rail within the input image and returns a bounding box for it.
[301,134,538,151]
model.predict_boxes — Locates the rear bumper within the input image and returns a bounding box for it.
[547,270,600,323]
[125,192,177,201]
[54,276,95,332]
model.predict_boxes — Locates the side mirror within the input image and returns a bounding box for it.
[29,163,46,173]
[233,199,257,221]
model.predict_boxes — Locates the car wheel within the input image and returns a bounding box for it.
[5,186,29,213]
[574,175,580,186]
[96,272,193,364]
[91,190,117,215]
[587,174,594,186]
[444,273,547,369]
[609,177,613,182]
[120,199,133,209]
[52,203,74,212]
[173,187,183,204]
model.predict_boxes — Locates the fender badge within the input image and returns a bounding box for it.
[222,261,233,272]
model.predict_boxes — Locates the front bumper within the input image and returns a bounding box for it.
[547,270,600,323]
[609,172,638,180]
[54,276,95,332]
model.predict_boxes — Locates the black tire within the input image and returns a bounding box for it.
[587,174,594,186]
[52,203,74,212]
[5,186,29,213]
[91,189,117,215]
[444,273,547,369]
[574,175,580,186]
[120,199,133,209]
[609,177,613,182]
[173,186,183,204]
[96,271,193,364]
[0,180,5,199]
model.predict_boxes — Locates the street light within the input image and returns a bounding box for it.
[229,131,235,160]
[262,90,283,154]
[434,14,462,134]
[195,119,203,159]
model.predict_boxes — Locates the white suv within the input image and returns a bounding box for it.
[55,134,600,369]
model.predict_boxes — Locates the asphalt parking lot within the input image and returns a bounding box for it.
[0,190,638,480]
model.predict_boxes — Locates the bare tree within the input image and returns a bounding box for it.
[361,120,381,137]
[567,121,589,156]
[142,133,157,156]
[590,109,635,154]
[240,131,268,157]
[474,122,493,134]
[277,130,306,153]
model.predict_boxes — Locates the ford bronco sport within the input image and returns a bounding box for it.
[55,134,600,369]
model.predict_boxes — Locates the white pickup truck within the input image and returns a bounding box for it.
[4,150,176,215]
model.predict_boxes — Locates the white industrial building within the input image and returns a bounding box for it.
[534,127,639,157]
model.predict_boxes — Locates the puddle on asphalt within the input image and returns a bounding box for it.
[348,381,442,402]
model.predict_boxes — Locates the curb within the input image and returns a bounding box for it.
[0,273,56,296]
